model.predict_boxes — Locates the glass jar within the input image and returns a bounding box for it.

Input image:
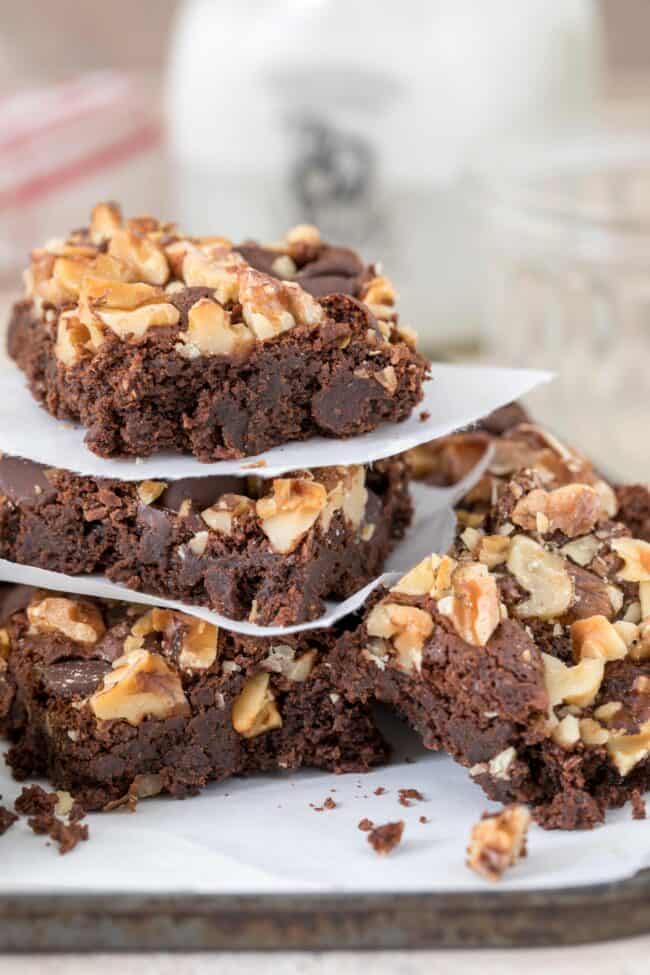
[479,135,650,481]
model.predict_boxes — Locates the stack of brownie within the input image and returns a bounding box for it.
[2,201,649,844]
[0,203,429,808]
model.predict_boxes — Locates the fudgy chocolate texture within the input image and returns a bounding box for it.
[8,205,427,461]
[0,589,387,811]
[331,468,650,830]
[616,485,650,543]
[0,455,411,625]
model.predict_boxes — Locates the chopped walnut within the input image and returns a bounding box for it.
[137,480,167,505]
[108,228,169,286]
[551,713,581,748]
[366,601,434,674]
[178,618,219,671]
[467,805,530,882]
[77,276,180,341]
[90,649,190,725]
[239,268,323,340]
[607,724,650,776]
[390,554,457,599]
[611,537,650,583]
[511,484,601,538]
[27,597,106,644]
[478,535,510,569]
[90,202,122,243]
[201,494,255,535]
[507,535,574,620]
[231,672,282,738]
[579,717,610,747]
[438,562,501,647]
[542,652,604,711]
[256,478,327,554]
[178,298,255,359]
[560,535,601,568]
[571,615,628,663]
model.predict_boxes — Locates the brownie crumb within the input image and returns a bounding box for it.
[631,790,647,821]
[358,818,374,832]
[0,805,18,836]
[368,820,404,856]
[323,797,337,810]
[15,785,57,817]
[467,805,530,882]
[373,787,386,796]
[27,814,89,855]
[398,788,424,807]
[419,816,429,825]
[419,411,431,422]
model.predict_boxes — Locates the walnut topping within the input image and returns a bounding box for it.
[108,228,169,285]
[137,480,167,505]
[438,563,501,647]
[507,535,574,620]
[611,538,650,583]
[571,615,628,663]
[90,202,122,243]
[366,602,434,674]
[551,713,581,748]
[341,466,368,530]
[511,484,601,538]
[27,597,105,644]
[239,268,324,339]
[188,531,209,556]
[391,554,457,599]
[560,535,601,567]
[178,298,255,359]
[182,246,243,302]
[542,652,604,710]
[478,535,510,569]
[201,494,255,535]
[89,649,190,725]
[78,276,179,341]
[467,805,530,882]
[607,723,650,776]
[262,646,318,683]
[256,478,327,554]
[580,717,610,747]
[124,607,218,671]
[283,223,321,259]
[178,618,219,671]
[55,313,104,366]
[231,672,282,738]
[0,628,10,659]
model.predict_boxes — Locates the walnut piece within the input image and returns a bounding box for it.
[77,276,180,341]
[507,535,574,620]
[511,484,601,538]
[90,202,122,243]
[611,538,650,583]
[466,805,530,882]
[90,649,190,725]
[178,298,255,359]
[28,597,105,644]
[551,713,581,748]
[366,601,434,674]
[256,478,327,554]
[607,723,650,776]
[231,672,282,738]
[478,535,511,569]
[571,615,628,663]
[391,554,457,599]
[201,494,255,535]
[542,652,604,710]
[137,480,167,505]
[239,268,323,340]
[178,618,219,671]
[108,228,169,286]
[438,563,501,647]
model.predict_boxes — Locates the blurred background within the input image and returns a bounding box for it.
[0,0,648,477]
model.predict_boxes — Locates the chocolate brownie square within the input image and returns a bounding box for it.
[332,467,650,829]
[8,204,428,461]
[0,454,411,625]
[0,587,387,810]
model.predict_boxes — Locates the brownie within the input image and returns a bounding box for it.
[8,204,428,461]
[0,453,411,625]
[616,485,650,543]
[332,468,650,829]
[0,587,387,810]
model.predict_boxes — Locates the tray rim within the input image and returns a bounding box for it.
[2,869,649,952]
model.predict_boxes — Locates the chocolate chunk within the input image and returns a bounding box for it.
[0,455,56,505]
[40,659,111,699]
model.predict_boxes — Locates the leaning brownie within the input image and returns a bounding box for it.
[0,454,410,625]
[332,470,650,829]
[0,587,387,810]
[8,204,427,461]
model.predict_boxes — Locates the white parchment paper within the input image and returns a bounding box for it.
[0,363,551,479]
[1,715,649,895]
[0,471,480,636]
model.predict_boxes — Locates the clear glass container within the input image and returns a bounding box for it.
[479,136,650,481]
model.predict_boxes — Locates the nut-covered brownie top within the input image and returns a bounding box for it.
[23,202,417,368]
[361,466,650,781]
